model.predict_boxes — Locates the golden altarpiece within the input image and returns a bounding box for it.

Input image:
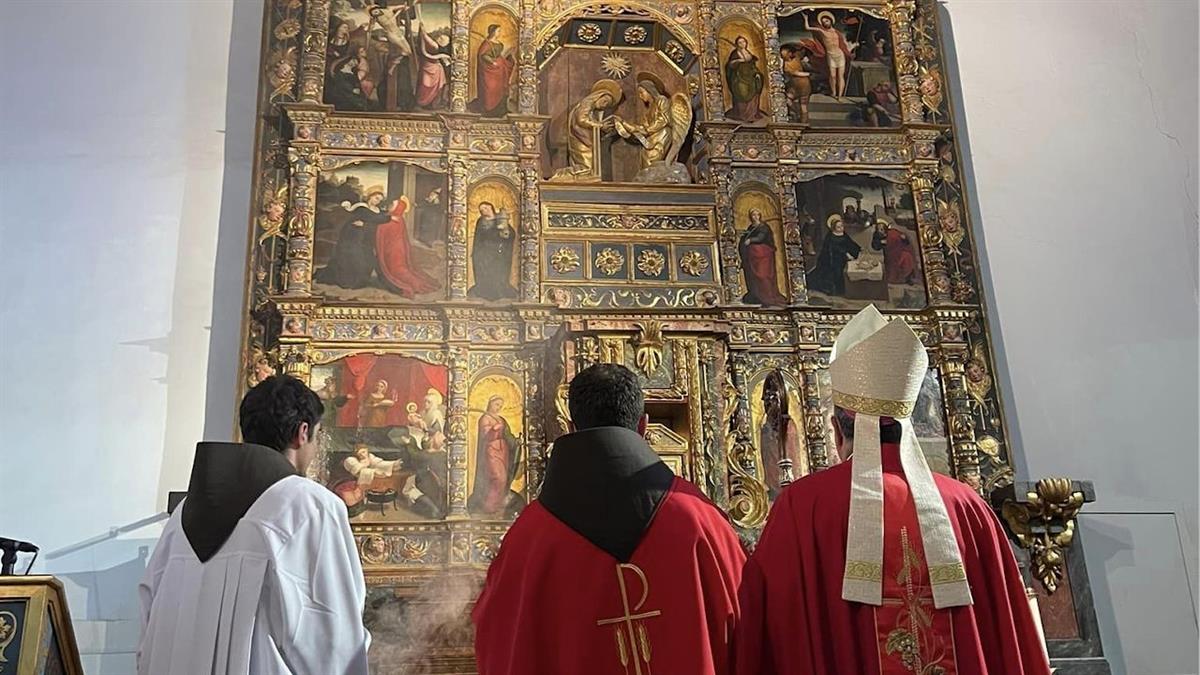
[239,0,1108,671]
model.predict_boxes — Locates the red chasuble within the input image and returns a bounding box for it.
[473,476,746,675]
[735,444,1050,675]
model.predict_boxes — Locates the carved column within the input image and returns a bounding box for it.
[939,345,983,492]
[523,350,547,496]
[725,351,768,529]
[886,0,924,125]
[518,162,542,303]
[517,0,538,114]
[449,0,471,113]
[447,156,470,299]
[282,142,319,296]
[798,352,831,471]
[446,346,470,518]
[711,164,746,304]
[761,0,790,125]
[297,0,330,103]
[910,164,953,304]
[775,165,808,304]
[697,0,726,121]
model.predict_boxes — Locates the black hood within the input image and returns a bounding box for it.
[181,442,297,562]
[538,426,674,562]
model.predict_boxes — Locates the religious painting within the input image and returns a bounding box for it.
[796,173,925,309]
[819,364,951,473]
[313,160,448,303]
[913,368,952,475]
[324,0,453,113]
[468,6,518,117]
[466,372,525,519]
[539,21,698,184]
[717,18,771,123]
[749,371,806,500]
[311,354,450,523]
[733,185,789,307]
[466,178,520,301]
[777,7,898,127]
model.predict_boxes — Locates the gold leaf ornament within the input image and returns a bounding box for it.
[594,248,626,276]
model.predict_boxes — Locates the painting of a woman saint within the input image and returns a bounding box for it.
[317,187,391,289]
[415,23,452,109]
[806,214,862,296]
[725,35,766,121]
[376,196,440,298]
[468,201,517,300]
[871,218,918,285]
[738,207,788,307]
[471,24,514,117]
[467,396,521,516]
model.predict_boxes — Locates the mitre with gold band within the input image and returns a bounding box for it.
[831,305,973,609]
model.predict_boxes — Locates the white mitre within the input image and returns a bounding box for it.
[831,305,973,609]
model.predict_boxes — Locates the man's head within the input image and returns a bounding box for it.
[239,375,324,472]
[831,406,902,462]
[568,363,646,433]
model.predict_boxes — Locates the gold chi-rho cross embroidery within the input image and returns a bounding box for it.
[596,563,661,675]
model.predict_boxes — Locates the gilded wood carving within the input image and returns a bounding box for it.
[240,0,1016,669]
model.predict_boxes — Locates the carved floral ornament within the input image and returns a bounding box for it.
[594,248,626,276]
[1001,479,1086,594]
[550,246,581,273]
[636,249,666,277]
[679,251,710,277]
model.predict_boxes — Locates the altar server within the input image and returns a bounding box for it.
[138,376,370,675]
[734,306,1050,675]
[473,363,746,675]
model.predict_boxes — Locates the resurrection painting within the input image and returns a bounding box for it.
[797,173,925,309]
[313,160,448,303]
[324,0,453,113]
[311,354,450,523]
[777,7,899,127]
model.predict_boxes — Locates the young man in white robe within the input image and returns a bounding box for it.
[137,375,371,675]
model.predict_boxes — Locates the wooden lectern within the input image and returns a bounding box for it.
[0,577,83,675]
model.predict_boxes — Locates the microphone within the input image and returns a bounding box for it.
[0,537,40,576]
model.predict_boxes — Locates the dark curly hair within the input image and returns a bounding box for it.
[568,363,645,431]
[834,406,903,444]
[239,375,324,452]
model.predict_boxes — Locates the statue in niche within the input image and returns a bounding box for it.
[760,371,787,500]
[613,73,693,184]
[548,79,623,183]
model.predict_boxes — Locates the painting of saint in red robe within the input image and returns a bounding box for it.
[871,220,919,285]
[467,396,522,516]
[376,197,440,298]
[738,208,788,307]
[470,24,514,117]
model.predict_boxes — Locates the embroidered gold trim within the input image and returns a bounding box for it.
[833,390,916,418]
[844,560,883,582]
[928,562,968,585]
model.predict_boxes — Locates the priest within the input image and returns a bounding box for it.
[734,306,1050,675]
[473,363,746,675]
[138,376,370,675]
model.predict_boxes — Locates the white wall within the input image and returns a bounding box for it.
[0,1,1195,675]
[0,1,260,672]
[942,1,1199,674]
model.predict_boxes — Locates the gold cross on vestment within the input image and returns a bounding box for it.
[596,563,661,675]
